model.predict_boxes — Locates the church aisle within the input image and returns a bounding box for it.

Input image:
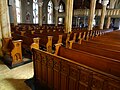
[0,60,33,90]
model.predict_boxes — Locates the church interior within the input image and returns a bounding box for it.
[0,0,120,90]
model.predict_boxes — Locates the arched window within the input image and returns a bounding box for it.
[33,0,38,24]
[47,0,53,24]
[15,0,21,23]
[58,3,64,24]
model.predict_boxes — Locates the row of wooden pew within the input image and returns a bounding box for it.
[2,27,113,68]
[2,25,79,67]
[32,29,120,89]
[12,27,111,54]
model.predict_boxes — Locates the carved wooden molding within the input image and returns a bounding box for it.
[32,48,120,90]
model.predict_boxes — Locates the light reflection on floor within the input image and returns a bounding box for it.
[0,60,33,90]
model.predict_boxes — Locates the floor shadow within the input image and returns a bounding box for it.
[5,78,30,90]
[0,59,4,65]
[5,78,49,90]
[25,77,49,90]
[1,57,32,69]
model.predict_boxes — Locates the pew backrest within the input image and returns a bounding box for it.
[71,42,120,61]
[57,46,120,77]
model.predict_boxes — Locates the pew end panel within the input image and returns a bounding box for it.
[65,34,70,48]
[11,40,23,65]
[2,38,23,67]
[78,32,82,40]
[46,36,53,53]
[69,40,74,49]
[20,31,26,36]
[57,35,63,44]
[72,33,77,42]
[31,30,35,34]
[86,31,90,41]
[54,43,63,55]
[30,37,40,49]
[82,32,86,40]
[78,38,83,44]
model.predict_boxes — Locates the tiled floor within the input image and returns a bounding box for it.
[0,60,34,90]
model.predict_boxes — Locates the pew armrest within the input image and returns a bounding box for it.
[31,37,40,49]
[54,43,63,55]
[69,40,74,49]
[46,36,53,53]
[65,34,70,48]
[57,35,63,43]
[78,38,83,44]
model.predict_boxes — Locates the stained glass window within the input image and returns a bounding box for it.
[58,4,64,24]
[15,0,21,23]
[33,0,38,24]
[47,0,53,24]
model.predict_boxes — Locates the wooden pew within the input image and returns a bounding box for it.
[81,40,120,51]
[33,30,63,44]
[12,33,40,58]
[13,29,63,53]
[55,45,120,77]
[90,37,120,46]
[87,30,120,45]
[12,33,40,50]
[2,38,23,67]
[25,33,53,53]
[91,31,120,41]
[32,48,120,90]
[24,30,71,50]
[69,41,120,61]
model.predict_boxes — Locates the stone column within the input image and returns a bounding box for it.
[38,1,43,26]
[106,0,117,29]
[83,16,86,27]
[78,18,80,27]
[99,0,109,29]
[106,17,111,29]
[12,0,17,26]
[0,0,11,38]
[109,0,117,9]
[55,6,59,26]
[119,20,120,30]
[75,17,78,27]
[0,22,3,56]
[88,0,97,30]
[65,0,74,33]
